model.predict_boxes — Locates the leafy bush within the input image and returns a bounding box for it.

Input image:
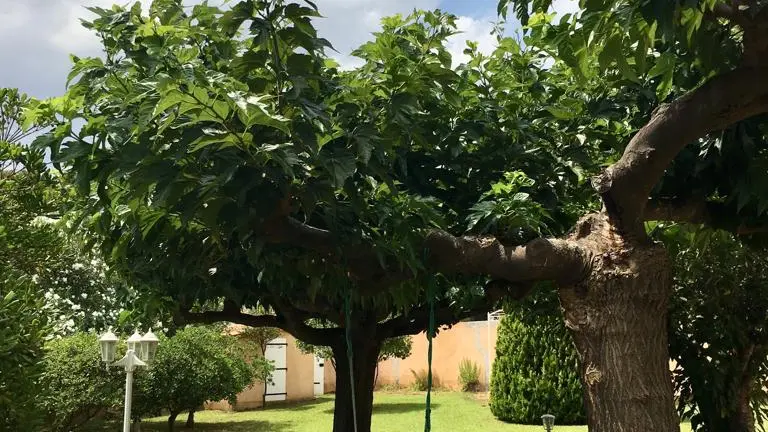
[490,308,585,424]
[134,326,273,429]
[458,358,481,392]
[410,368,440,391]
[37,333,124,431]
[0,277,51,431]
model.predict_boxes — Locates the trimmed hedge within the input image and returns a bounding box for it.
[490,310,585,424]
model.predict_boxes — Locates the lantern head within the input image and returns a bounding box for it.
[98,329,118,363]
[127,330,143,358]
[140,329,160,363]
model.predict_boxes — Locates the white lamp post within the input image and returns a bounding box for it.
[100,329,158,432]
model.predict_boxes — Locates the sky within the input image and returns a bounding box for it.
[0,0,578,100]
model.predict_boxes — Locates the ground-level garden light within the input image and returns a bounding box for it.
[542,414,555,431]
[99,329,158,432]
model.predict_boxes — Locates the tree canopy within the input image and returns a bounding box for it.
[27,0,768,430]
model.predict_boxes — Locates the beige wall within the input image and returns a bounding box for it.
[376,320,499,390]
[205,329,318,411]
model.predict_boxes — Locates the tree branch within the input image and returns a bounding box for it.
[597,66,768,235]
[706,2,749,26]
[425,233,589,285]
[180,308,340,346]
[262,213,590,294]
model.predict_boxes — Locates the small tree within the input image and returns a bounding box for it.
[239,326,281,355]
[134,326,273,431]
[490,299,585,425]
[664,227,768,432]
[37,333,124,431]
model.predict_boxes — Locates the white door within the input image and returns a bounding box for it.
[313,356,325,396]
[264,338,287,402]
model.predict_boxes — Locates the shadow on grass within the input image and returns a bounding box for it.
[267,397,332,412]
[140,420,293,432]
[322,402,440,415]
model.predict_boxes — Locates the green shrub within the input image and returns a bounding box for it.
[458,358,481,392]
[0,277,51,430]
[134,326,273,429]
[490,310,585,424]
[410,368,440,391]
[37,333,124,431]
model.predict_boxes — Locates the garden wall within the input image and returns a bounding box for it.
[376,320,499,391]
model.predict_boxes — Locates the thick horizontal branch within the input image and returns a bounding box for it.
[262,214,590,294]
[426,233,589,285]
[180,308,340,346]
[598,66,768,235]
[645,199,768,235]
[706,2,749,26]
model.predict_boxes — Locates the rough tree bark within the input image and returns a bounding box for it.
[560,214,678,432]
[167,412,178,432]
[729,372,756,432]
[185,410,195,429]
[329,318,382,432]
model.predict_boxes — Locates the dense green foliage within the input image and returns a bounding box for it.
[37,333,124,431]
[490,306,585,425]
[0,89,57,429]
[297,332,413,366]
[458,358,481,392]
[134,326,273,423]
[0,276,50,430]
[663,227,768,431]
[27,0,604,324]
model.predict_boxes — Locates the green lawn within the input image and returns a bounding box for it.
[139,392,692,432]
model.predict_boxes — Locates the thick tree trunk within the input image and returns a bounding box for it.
[330,326,382,432]
[727,380,755,432]
[167,412,178,432]
[726,345,756,432]
[185,410,195,429]
[559,214,679,432]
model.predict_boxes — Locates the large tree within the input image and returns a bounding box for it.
[31,1,768,431]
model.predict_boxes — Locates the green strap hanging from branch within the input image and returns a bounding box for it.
[344,292,359,432]
[424,272,436,432]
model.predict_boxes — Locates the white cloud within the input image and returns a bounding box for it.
[311,0,439,68]
[550,0,580,17]
[446,16,498,66]
[49,0,116,54]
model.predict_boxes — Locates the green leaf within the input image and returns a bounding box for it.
[648,52,676,100]
[230,93,290,134]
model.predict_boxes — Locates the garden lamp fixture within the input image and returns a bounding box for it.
[140,329,159,363]
[127,330,144,360]
[98,329,118,363]
[100,329,158,432]
[542,414,555,432]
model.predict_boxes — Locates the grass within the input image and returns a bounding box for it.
[136,391,693,432]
